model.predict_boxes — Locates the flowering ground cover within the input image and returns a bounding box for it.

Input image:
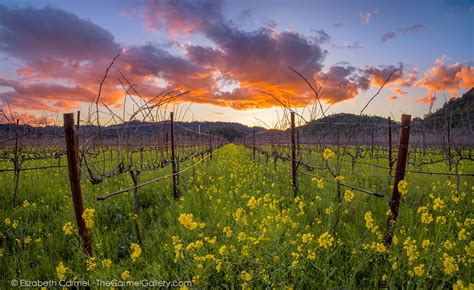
[0,144,472,288]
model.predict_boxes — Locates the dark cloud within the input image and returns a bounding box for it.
[0,4,120,61]
[400,24,425,33]
[381,32,397,42]
[311,29,330,44]
[143,0,222,34]
[381,24,425,42]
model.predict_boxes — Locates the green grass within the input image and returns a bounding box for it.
[0,144,472,288]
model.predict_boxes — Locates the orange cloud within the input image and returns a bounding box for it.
[415,57,473,103]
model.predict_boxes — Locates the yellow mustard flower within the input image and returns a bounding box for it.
[318,232,334,249]
[63,222,74,236]
[130,243,142,262]
[56,262,67,280]
[82,208,95,229]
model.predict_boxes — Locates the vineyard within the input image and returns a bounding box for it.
[0,108,473,288]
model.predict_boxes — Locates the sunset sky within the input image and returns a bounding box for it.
[0,0,473,126]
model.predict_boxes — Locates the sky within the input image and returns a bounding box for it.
[0,0,473,127]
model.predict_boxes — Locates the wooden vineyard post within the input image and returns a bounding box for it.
[252,131,256,161]
[209,133,213,159]
[12,119,20,208]
[76,110,81,131]
[129,170,141,243]
[170,112,179,200]
[296,129,301,161]
[63,113,92,256]
[383,114,411,245]
[371,132,374,158]
[291,112,298,197]
[388,117,393,178]
[447,115,452,171]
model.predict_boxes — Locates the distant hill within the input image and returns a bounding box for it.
[422,87,474,130]
[0,120,265,142]
[1,87,472,142]
[300,113,389,135]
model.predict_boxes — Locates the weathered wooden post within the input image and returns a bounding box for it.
[209,132,213,159]
[383,114,411,245]
[291,112,298,197]
[170,112,179,200]
[12,119,21,208]
[63,113,92,256]
[388,117,393,177]
[129,170,141,243]
[447,115,452,171]
[252,131,256,161]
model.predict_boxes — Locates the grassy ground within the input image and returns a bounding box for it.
[0,144,472,288]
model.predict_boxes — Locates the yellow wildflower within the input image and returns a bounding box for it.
[63,222,74,236]
[420,212,433,224]
[0,248,4,256]
[22,200,30,208]
[86,257,97,271]
[343,190,354,202]
[433,197,445,211]
[465,241,474,256]
[442,253,459,276]
[398,180,408,196]
[302,233,314,244]
[314,178,325,189]
[323,148,335,160]
[4,218,11,226]
[241,245,250,256]
[307,250,316,260]
[241,270,252,282]
[403,237,418,262]
[436,216,447,224]
[56,262,67,280]
[234,208,244,222]
[247,196,257,209]
[318,231,334,249]
[334,175,344,183]
[101,258,112,268]
[121,270,131,280]
[24,236,31,245]
[457,229,468,240]
[223,226,232,238]
[444,240,455,250]
[219,245,227,256]
[178,213,198,230]
[238,232,247,242]
[82,208,95,229]
[375,243,387,253]
[413,264,424,277]
[130,243,142,262]
[422,239,431,249]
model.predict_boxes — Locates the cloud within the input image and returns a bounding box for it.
[400,24,425,33]
[315,65,359,104]
[381,24,425,42]
[0,4,120,61]
[340,40,362,49]
[4,1,459,119]
[143,0,222,35]
[381,32,397,42]
[360,11,377,24]
[311,29,330,44]
[415,56,474,103]
[0,77,95,111]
